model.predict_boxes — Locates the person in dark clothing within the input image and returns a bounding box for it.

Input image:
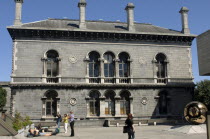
[68,111,75,137]
[125,113,135,139]
[56,113,62,129]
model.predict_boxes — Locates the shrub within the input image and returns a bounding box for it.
[13,112,32,131]
[0,87,7,110]
[13,112,23,131]
[22,116,32,127]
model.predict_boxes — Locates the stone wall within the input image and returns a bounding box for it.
[197,30,210,76]
[12,40,193,83]
[11,87,192,120]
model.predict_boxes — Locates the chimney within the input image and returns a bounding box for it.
[78,0,87,29]
[14,0,24,26]
[125,3,135,32]
[179,7,190,34]
[1,110,7,121]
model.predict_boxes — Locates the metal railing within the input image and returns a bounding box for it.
[119,78,131,83]
[157,78,168,84]
[104,78,115,83]
[89,77,100,83]
[46,77,58,83]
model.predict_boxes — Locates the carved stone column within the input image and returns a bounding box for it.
[41,57,47,83]
[152,59,157,83]
[115,96,121,116]
[99,96,106,117]
[128,59,133,83]
[84,57,90,83]
[130,97,134,115]
[56,98,60,115]
[57,57,62,83]
[99,58,104,83]
[41,97,47,118]
[85,97,90,117]
[114,59,120,83]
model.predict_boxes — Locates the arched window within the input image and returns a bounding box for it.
[158,91,168,115]
[45,90,58,117]
[156,53,167,83]
[105,91,115,116]
[120,91,130,115]
[89,51,100,83]
[89,90,100,116]
[119,52,130,77]
[46,50,59,83]
[104,52,115,83]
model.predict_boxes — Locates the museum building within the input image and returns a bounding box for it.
[5,0,196,123]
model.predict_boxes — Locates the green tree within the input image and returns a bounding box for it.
[194,80,210,109]
[13,112,23,131]
[0,87,7,110]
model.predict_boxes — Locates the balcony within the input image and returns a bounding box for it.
[89,77,100,83]
[119,78,131,84]
[46,77,58,83]
[157,78,168,84]
[104,78,115,83]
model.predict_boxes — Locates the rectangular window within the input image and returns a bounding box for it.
[46,101,52,115]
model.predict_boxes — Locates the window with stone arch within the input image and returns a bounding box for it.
[158,91,168,115]
[43,50,60,83]
[104,52,115,78]
[89,51,100,78]
[89,90,100,116]
[120,90,130,115]
[119,52,130,77]
[155,53,168,83]
[42,90,60,117]
[104,90,116,116]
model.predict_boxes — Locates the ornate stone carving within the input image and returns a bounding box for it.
[69,56,77,64]
[141,97,148,105]
[69,98,77,106]
[139,57,147,65]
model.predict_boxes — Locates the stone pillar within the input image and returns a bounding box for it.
[115,96,121,116]
[114,59,120,83]
[125,3,135,32]
[78,0,87,29]
[57,58,62,83]
[99,96,106,117]
[84,57,90,83]
[99,58,104,83]
[14,0,24,26]
[130,97,134,115]
[85,97,90,117]
[41,57,47,83]
[41,98,46,118]
[128,59,133,83]
[179,7,190,34]
[57,98,60,115]
[152,59,157,83]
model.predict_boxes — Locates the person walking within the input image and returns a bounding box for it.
[125,113,135,139]
[68,111,75,137]
[56,113,62,129]
[63,114,68,133]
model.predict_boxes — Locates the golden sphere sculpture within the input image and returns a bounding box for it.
[184,101,208,124]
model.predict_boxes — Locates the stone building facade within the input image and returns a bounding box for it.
[197,30,210,76]
[5,0,196,122]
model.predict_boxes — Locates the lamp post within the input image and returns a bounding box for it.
[206,111,210,139]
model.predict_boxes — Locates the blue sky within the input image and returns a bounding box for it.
[0,0,210,83]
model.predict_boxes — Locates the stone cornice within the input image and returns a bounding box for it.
[7,28,196,46]
[9,82,195,89]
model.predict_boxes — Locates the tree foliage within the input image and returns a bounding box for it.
[194,80,210,109]
[13,112,32,131]
[0,87,7,110]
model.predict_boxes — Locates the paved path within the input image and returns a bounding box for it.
[31,125,207,139]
